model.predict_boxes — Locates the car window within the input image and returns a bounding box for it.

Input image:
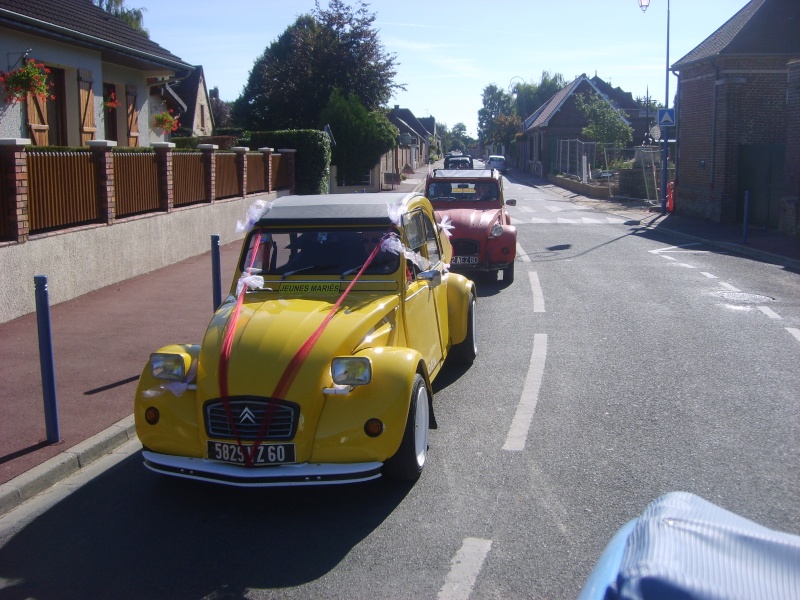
[241,228,400,277]
[428,181,499,202]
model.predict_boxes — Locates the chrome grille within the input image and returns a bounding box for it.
[204,397,299,441]
[452,239,480,256]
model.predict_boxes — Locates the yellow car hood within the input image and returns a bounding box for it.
[197,291,399,402]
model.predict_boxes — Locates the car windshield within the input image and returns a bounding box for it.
[241,227,401,278]
[427,181,500,202]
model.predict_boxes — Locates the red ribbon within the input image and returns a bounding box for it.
[217,232,385,467]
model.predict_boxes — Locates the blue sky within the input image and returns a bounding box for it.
[135,0,751,137]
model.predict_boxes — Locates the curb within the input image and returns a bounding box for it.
[0,415,136,517]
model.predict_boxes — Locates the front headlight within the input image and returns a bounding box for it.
[490,222,504,238]
[331,357,372,386]
[150,352,190,381]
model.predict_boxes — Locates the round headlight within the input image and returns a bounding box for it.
[490,223,504,238]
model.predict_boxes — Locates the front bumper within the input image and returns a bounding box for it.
[142,451,382,487]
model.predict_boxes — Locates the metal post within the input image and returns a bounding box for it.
[661,0,671,215]
[211,234,222,311]
[34,275,61,444]
[743,191,750,245]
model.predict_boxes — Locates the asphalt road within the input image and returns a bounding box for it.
[1,176,798,599]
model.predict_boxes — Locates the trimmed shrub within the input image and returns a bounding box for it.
[248,130,331,195]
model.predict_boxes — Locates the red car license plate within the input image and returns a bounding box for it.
[452,255,478,264]
[207,441,296,465]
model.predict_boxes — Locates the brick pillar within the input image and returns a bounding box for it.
[781,60,800,238]
[278,148,297,194]
[153,142,175,212]
[198,144,218,203]
[88,140,117,225]
[232,146,248,198]
[0,138,31,243]
[259,147,274,193]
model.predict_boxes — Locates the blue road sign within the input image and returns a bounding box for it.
[658,108,675,127]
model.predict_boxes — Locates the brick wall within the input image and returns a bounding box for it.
[676,55,798,224]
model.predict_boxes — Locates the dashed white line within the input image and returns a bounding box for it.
[503,333,548,452]
[719,282,741,292]
[701,272,718,279]
[758,306,782,319]
[516,243,531,263]
[529,272,545,313]
[438,538,493,600]
[786,328,800,343]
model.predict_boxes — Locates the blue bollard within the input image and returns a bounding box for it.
[211,234,222,311]
[34,275,61,444]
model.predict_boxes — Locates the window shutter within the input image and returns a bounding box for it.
[126,85,139,147]
[78,69,96,145]
[25,92,49,146]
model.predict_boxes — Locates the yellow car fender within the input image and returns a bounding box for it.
[134,344,203,457]
[311,347,428,464]
[446,273,476,346]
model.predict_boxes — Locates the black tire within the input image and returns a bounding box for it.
[451,292,477,365]
[383,374,429,481]
[502,262,515,285]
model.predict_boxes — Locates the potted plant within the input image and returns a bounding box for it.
[103,91,121,110]
[153,109,179,134]
[0,59,54,104]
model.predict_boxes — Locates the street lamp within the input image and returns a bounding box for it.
[639,0,671,214]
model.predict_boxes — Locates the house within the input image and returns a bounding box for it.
[0,0,195,147]
[520,74,634,178]
[388,106,432,169]
[671,0,800,236]
[418,116,441,158]
[160,65,214,138]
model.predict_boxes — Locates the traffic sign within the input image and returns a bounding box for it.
[658,108,675,127]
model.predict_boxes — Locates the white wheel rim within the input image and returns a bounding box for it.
[414,386,429,468]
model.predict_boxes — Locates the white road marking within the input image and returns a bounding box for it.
[701,272,718,279]
[529,272,545,313]
[661,255,677,261]
[438,538,493,600]
[556,217,579,224]
[510,216,526,225]
[606,217,626,224]
[518,206,535,213]
[516,243,531,263]
[581,217,604,224]
[649,243,708,255]
[674,263,696,269]
[530,217,550,224]
[787,328,800,343]
[758,306,781,319]
[544,205,562,212]
[719,282,741,292]
[503,333,548,452]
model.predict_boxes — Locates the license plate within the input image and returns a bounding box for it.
[207,441,296,465]
[452,255,478,264]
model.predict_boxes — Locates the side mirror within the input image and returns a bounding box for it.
[505,198,517,206]
[418,269,442,287]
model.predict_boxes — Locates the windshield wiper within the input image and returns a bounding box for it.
[341,264,365,277]
[281,264,338,279]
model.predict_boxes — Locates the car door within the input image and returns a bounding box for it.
[402,209,446,375]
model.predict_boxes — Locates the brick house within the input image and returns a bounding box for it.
[672,0,800,236]
[520,74,635,178]
[0,0,194,147]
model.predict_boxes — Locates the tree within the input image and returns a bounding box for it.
[319,88,397,184]
[93,0,148,36]
[477,84,513,147]
[573,92,633,148]
[209,87,232,130]
[233,0,402,131]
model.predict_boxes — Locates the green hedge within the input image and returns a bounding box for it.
[248,130,331,195]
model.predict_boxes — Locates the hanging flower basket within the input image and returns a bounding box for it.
[153,109,179,134]
[0,59,54,104]
[103,91,121,110]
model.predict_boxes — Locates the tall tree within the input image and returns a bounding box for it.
[477,85,513,147]
[573,92,633,148]
[93,0,148,36]
[319,88,397,183]
[233,0,402,131]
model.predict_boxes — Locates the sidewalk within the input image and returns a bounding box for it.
[1,164,797,516]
